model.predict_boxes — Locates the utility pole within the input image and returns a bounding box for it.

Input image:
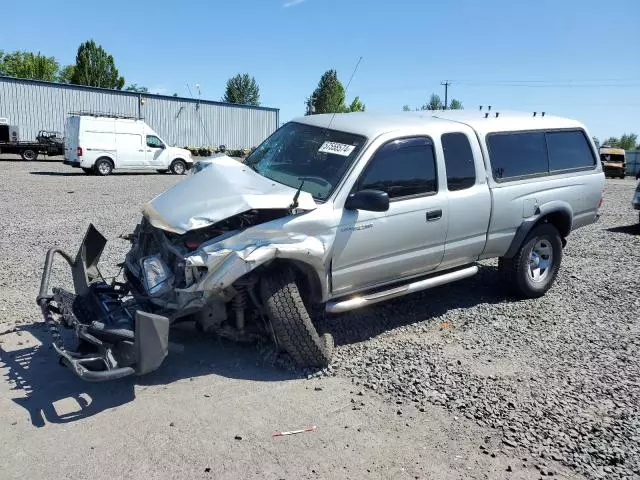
[441,80,451,110]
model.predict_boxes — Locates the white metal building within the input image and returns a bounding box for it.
[0,76,279,149]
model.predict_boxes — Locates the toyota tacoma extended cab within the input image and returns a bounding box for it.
[37,110,605,381]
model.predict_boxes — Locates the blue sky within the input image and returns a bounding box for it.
[3,0,639,140]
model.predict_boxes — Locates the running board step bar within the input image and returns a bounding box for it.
[326,265,479,314]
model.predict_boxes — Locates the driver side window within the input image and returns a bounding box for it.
[146,135,164,148]
[357,137,437,199]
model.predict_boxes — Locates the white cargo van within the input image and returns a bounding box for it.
[63,114,192,175]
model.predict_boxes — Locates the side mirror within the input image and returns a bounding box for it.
[345,189,389,212]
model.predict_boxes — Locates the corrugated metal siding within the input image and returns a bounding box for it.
[0,77,278,148]
[626,151,640,176]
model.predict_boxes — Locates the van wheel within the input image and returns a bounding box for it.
[260,268,333,368]
[499,223,563,299]
[21,149,38,161]
[94,158,113,176]
[82,168,94,175]
[170,159,187,175]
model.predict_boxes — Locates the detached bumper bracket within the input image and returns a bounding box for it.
[36,224,169,382]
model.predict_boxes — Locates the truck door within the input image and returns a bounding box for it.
[144,134,169,168]
[331,136,448,296]
[439,130,491,269]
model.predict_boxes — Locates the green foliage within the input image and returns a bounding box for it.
[402,105,412,112]
[618,133,638,151]
[0,50,59,81]
[449,99,463,110]
[70,40,125,89]
[223,73,260,106]
[306,69,365,115]
[58,65,75,83]
[125,84,149,93]
[348,96,366,112]
[306,70,345,114]
[602,134,639,150]
[421,94,444,111]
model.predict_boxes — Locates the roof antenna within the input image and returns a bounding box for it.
[326,56,363,132]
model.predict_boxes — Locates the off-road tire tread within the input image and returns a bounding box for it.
[499,223,562,299]
[260,268,333,368]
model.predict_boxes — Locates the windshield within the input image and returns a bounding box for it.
[601,153,625,163]
[244,121,367,200]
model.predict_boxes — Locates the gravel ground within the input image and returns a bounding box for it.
[1,157,638,479]
[319,178,640,479]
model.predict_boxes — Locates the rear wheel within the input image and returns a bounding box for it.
[170,159,187,175]
[499,223,563,298]
[260,268,333,368]
[94,158,113,176]
[21,149,38,161]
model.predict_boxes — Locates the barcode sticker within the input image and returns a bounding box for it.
[318,141,356,156]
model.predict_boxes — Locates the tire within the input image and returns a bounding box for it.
[260,268,333,368]
[498,223,563,299]
[170,159,187,175]
[94,158,113,176]
[82,167,94,175]
[21,149,38,161]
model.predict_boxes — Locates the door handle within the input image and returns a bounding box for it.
[138,149,144,152]
[426,209,442,221]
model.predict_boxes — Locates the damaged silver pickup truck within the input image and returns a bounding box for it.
[37,111,605,381]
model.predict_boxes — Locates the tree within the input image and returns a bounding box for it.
[421,94,444,111]
[58,65,75,83]
[402,105,412,112]
[306,69,346,114]
[223,73,260,105]
[348,96,365,112]
[449,99,463,110]
[0,50,59,81]
[125,84,149,93]
[70,40,124,89]
[618,133,638,151]
[603,137,620,147]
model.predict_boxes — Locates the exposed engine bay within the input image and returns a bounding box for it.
[36,155,334,381]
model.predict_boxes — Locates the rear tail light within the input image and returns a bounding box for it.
[77,146,83,157]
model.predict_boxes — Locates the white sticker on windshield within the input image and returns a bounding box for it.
[318,141,356,156]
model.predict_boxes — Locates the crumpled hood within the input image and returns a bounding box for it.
[142,156,317,234]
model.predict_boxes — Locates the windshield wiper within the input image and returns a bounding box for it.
[290,179,306,210]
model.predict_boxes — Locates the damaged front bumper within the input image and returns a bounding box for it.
[36,224,170,382]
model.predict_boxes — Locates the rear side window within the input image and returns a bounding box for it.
[547,130,596,171]
[441,133,476,190]
[487,132,548,180]
[358,137,437,199]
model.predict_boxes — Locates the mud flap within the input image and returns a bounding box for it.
[135,311,169,375]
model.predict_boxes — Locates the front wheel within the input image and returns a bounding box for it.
[170,159,187,175]
[499,223,563,299]
[260,268,333,368]
[21,149,38,161]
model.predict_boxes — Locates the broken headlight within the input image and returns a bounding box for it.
[142,255,173,295]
